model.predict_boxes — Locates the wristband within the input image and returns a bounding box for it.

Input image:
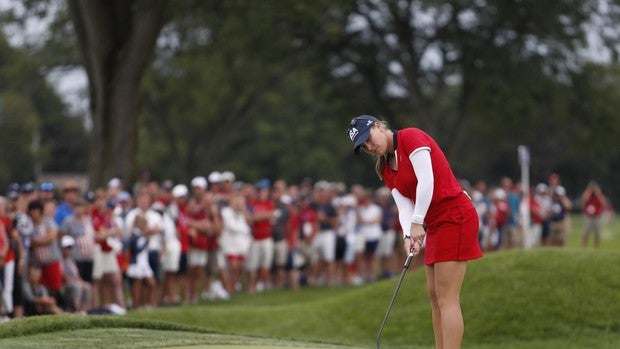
[403,235,411,240]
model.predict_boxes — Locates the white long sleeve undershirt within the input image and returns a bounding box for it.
[410,148,434,225]
[390,148,434,237]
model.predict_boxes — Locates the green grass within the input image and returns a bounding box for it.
[0,214,618,348]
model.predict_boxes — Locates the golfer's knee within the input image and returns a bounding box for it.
[427,285,440,307]
[434,286,459,309]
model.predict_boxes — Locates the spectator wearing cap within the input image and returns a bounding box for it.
[90,189,125,309]
[245,179,276,294]
[190,176,208,201]
[27,200,63,297]
[201,189,230,302]
[6,183,20,203]
[39,183,56,203]
[18,183,37,202]
[152,200,181,305]
[157,180,175,206]
[169,184,191,303]
[112,191,133,238]
[548,173,572,243]
[59,235,92,313]
[107,177,123,202]
[220,171,236,197]
[209,171,229,208]
[126,215,155,309]
[59,197,95,289]
[219,192,252,294]
[490,188,511,251]
[54,180,81,226]
[124,191,163,308]
[548,185,572,247]
[581,181,609,249]
[532,183,552,247]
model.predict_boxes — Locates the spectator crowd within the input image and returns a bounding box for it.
[0,170,612,320]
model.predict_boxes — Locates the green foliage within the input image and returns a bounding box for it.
[4,0,620,201]
[0,31,88,186]
[0,91,39,183]
[140,0,357,183]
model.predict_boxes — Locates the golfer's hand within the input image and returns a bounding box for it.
[408,223,425,255]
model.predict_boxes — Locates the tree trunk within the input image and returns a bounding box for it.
[68,0,166,187]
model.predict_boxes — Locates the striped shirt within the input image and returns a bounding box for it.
[30,218,61,266]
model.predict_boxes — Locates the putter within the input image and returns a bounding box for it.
[376,250,415,349]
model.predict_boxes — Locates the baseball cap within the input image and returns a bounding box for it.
[61,235,76,248]
[40,182,55,192]
[221,171,235,182]
[535,183,549,194]
[172,184,188,198]
[348,115,378,154]
[19,182,35,194]
[83,191,96,203]
[6,183,20,200]
[117,191,132,202]
[255,178,271,190]
[208,171,223,184]
[151,201,166,213]
[107,177,122,189]
[161,179,174,191]
[191,176,207,189]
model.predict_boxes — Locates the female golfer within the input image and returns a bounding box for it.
[348,115,482,349]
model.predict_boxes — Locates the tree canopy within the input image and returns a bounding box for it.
[1,0,620,203]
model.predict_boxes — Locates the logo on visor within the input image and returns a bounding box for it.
[349,127,359,142]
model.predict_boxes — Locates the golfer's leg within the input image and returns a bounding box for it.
[434,261,467,349]
[425,265,443,349]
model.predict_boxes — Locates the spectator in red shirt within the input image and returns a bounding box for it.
[581,181,608,248]
[90,192,125,309]
[170,184,191,303]
[246,179,275,294]
[0,197,16,318]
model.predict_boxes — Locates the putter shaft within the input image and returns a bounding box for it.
[376,252,415,349]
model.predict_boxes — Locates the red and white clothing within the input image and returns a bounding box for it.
[583,193,604,217]
[0,219,14,313]
[30,218,63,292]
[384,128,483,265]
[219,206,251,260]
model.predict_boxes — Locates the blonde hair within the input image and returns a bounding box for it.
[359,120,390,180]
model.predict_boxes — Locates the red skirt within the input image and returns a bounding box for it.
[423,192,483,265]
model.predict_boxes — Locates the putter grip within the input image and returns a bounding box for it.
[403,252,414,269]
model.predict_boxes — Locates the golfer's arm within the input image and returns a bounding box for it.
[409,148,434,225]
[391,188,414,238]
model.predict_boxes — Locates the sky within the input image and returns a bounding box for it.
[0,0,89,123]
